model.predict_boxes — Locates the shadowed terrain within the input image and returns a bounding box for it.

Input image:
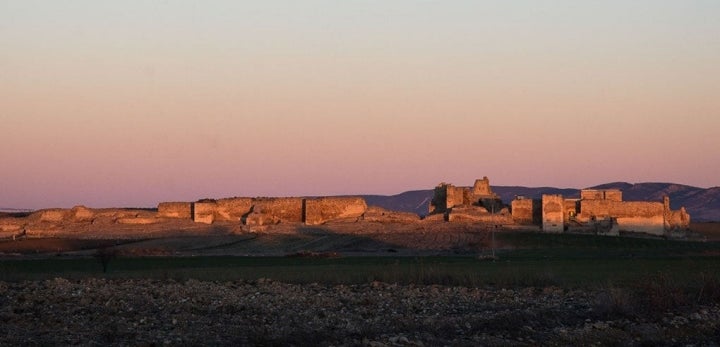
[0,222,717,258]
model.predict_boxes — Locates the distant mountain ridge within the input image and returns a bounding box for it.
[362,182,720,222]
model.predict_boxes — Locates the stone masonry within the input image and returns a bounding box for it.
[521,188,692,236]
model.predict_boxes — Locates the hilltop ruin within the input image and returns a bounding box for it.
[429,177,691,237]
[428,177,510,223]
[0,176,692,239]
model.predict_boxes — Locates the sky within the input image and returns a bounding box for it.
[1,0,719,209]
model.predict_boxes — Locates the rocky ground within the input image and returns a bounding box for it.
[0,278,718,346]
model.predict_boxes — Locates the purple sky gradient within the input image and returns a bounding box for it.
[1,1,719,208]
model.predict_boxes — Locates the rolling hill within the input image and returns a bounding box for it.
[363,182,720,222]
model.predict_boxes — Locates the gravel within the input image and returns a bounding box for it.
[0,278,718,346]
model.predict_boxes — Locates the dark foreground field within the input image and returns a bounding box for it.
[1,278,719,346]
[1,229,719,345]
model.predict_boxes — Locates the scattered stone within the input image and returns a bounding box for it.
[0,279,717,345]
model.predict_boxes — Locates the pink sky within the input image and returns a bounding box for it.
[1,1,719,209]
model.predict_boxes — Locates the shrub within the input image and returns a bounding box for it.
[594,287,636,318]
[94,247,118,273]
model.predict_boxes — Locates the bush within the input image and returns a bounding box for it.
[94,247,118,273]
[594,287,636,318]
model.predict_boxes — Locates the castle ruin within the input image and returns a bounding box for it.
[430,177,691,237]
[428,177,511,223]
[511,188,690,236]
[0,176,692,239]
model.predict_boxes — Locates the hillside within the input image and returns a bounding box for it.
[363,182,720,221]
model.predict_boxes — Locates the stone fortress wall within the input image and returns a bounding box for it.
[509,198,541,225]
[580,189,623,202]
[0,205,164,238]
[525,189,690,236]
[429,177,502,214]
[540,195,565,233]
[0,176,693,239]
[304,197,369,226]
[0,197,372,238]
[166,197,368,226]
[157,202,193,219]
[427,176,691,237]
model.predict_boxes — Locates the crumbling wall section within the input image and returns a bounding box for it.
[29,206,96,224]
[33,209,68,223]
[215,198,253,222]
[604,190,623,202]
[579,200,665,234]
[244,212,279,226]
[447,206,509,223]
[304,197,367,225]
[190,196,365,225]
[472,177,493,197]
[70,206,95,222]
[429,184,467,214]
[448,207,476,223]
[611,201,664,218]
[665,207,691,231]
[470,176,502,208]
[93,209,140,220]
[157,202,193,219]
[578,200,608,219]
[430,177,502,215]
[251,198,304,223]
[447,186,466,209]
[511,198,541,225]
[580,200,664,218]
[193,202,217,224]
[616,216,665,235]
[462,188,474,206]
[0,217,26,234]
[580,189,622,201]
[581,190,604,200]
[542,195,564,233]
